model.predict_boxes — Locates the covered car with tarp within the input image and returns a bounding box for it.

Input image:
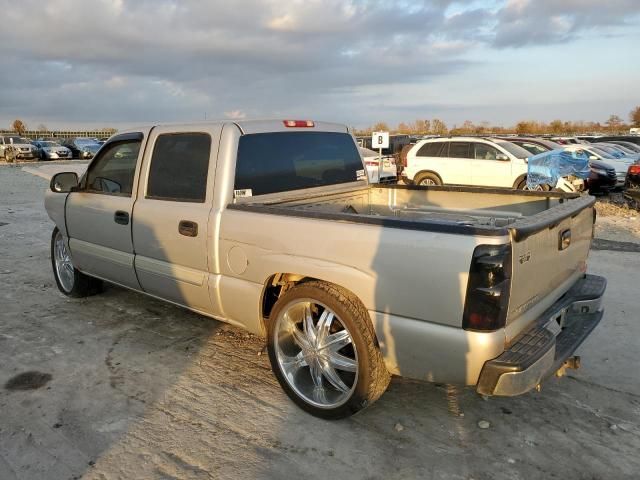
[526,149,591,190]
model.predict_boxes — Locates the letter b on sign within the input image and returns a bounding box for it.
[372,131,389,149]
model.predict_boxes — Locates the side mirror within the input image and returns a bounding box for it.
[496,153,509,161]
[50,172,79,193]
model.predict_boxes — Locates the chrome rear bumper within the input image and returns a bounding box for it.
[477,274,606,396]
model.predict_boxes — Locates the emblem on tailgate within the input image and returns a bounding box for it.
[518,251,531,264]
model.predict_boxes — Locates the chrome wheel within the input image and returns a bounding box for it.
[274,300,358,409]
[419,178,436,186]
[53,231,74,292]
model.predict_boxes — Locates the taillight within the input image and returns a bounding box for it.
[283,120,315,128]
[629,164,640,175]
[462,244,512,331]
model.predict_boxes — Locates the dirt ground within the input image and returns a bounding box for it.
[1,162,640,480]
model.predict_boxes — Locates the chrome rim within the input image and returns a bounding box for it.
[54,231,74,292]
[524,184,544,191]
[274,300,358,409]
[419,178,436,186]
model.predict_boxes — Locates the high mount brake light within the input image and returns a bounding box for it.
[462,244,512,331]
[283,120,315,128]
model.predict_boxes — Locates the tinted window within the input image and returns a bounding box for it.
[448,142,471,158]
[85,140,141,195]
[493,140,531,159]
[473,143,501,160]
[417,141,447,157]
[514,142,547,155]
[234,132,363,196]
[147,133,211,202]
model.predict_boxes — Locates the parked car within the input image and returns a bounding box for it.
[590,135,640,147]
[62,138,102,159]
[403,136,541,189]
[0,135,37,161]
[359,147,396,183]
[33,141,72,160]
[594,142,640,161]
[563,144,634,188]
[45,119,606,418]
[626,161,640,202]
[550,137,588,145]
[504,137,616,193]
[602,141,640,153]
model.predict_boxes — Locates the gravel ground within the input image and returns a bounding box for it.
[1,164,640,480]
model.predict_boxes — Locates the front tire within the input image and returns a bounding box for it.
[51,227,102,297]
[414,172,441,186]
[267,281,390,419]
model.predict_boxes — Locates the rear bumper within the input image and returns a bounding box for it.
[476,274,606,396]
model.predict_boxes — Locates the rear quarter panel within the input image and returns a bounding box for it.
[217,208,506,330]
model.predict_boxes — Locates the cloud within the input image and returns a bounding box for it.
[224,110,247,120]
[0,0,637,128]
[491,0,640,47]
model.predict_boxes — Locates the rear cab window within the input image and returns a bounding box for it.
[234,132,363,196]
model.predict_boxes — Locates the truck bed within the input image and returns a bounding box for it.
[231,183,594,240]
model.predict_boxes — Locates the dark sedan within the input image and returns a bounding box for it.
[497,137,617,194]
[62,138,101,159]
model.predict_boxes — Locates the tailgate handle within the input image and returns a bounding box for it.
[179,220,198,237]
[559,229,571,250]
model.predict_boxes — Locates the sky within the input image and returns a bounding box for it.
[0,0,638,130]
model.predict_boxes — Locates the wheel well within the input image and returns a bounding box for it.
[513,174,527,189]
[261,273,309,323]
[414,170,443,184]
[261,274,363,326]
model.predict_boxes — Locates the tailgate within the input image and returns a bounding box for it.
[507,197,595,325]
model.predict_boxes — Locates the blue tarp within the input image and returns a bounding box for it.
[526,149,590,189]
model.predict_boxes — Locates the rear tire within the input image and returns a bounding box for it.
[51,227,103,297]
[414,172,441,186]
[267,281,390,419]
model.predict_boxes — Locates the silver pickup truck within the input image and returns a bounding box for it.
[45,120,606,419]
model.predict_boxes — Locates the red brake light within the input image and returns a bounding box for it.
[283,120,315,128]
[629,164,640,175]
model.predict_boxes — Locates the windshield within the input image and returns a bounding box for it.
[7,136,25,144]
[493,140,532,159]
[589,147,616,159]
[606,144,634,154]
[83,144,101,153]
[41,141,60,147]
[235,132,363,196]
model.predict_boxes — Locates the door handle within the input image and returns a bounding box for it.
[114,210,129,225]
[179,220,198,237]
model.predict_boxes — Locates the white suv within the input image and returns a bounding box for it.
[403,137,532,188]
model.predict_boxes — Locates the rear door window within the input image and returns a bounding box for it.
[448,142,471,158]
[234,132,362,196]
[147,133,212,202]
[416,141,447,157]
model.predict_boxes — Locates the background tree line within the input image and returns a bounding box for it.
[355,106,640,136]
